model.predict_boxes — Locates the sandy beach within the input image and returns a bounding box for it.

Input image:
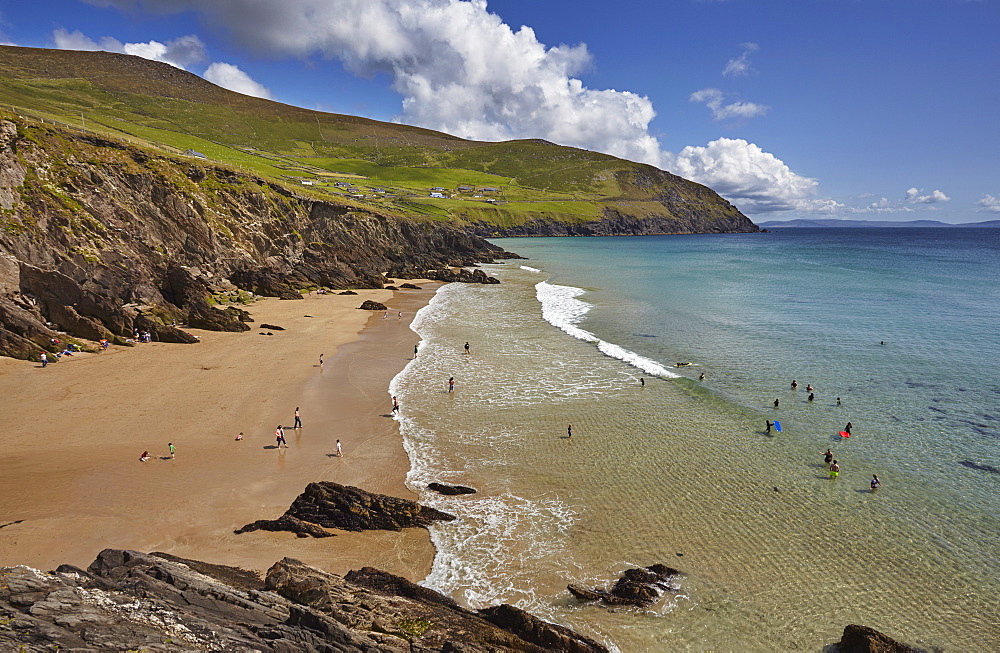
[0,285,438,580]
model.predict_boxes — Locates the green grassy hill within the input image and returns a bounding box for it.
[0,45,757,235]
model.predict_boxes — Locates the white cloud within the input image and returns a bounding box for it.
[976,194,1000,213]
[53,28,207,69]
[690,88,768,121]
[723,42,758,77]
[203,62,273,99]
[72,1,816,215]
[664,138,827,213]
[905,187,950,204]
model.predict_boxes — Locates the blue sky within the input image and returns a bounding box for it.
[1,0,997,222]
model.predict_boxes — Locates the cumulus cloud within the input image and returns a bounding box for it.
[203,62,273,99]
[53,28,207,69]
[905,187,950,204]
[690,88,768,121]
[976,194,1000,213]
[723,42,758,77]
[75,0,819,215]
[663,138,829,213]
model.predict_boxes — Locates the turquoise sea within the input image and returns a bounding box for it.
[392,228,1000,651]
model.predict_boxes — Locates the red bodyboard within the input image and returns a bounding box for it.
[839,431,851,438]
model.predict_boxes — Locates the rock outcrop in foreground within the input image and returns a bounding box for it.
[0,549,608,652]
[235,481,456,537]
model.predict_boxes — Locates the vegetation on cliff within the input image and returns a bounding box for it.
[0,45,758,236]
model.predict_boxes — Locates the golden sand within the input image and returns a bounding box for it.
[0,286,438,580]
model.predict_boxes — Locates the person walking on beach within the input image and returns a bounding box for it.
[168,442,176,459]
[414,344,418,358]
[464,341,470,355]
[821,449,834,468]
[392,396,399,414]
[448,376,455,393]
[275,425,287,448]
[336,439,343,457]
[40,351,47,368]
[294,407,302,429]
[829,460,840,479]
[319,353,324,368]
[844,421,853,436]
[870,474,882,492]
[567,424,572,439]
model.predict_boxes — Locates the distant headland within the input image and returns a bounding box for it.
[758,218,1000,228]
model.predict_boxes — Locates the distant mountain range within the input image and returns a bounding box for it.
[757,219,1000,228]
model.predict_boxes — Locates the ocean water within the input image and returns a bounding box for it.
[391,229,1000,651]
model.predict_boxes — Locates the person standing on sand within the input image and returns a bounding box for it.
[275,425,287,448]
[414,344,418,358]
[336,439,343,456]
[464,341,470,355]
[294,407,302,429]
[392,396,400,413]
[319,353,324,368]
[448,376,455,393]
[567,424,572,439]
[168,442,176,459]
[40,351,47,368]
[829,460,840,479]
[398,311,402,320]
[870,474,882,492]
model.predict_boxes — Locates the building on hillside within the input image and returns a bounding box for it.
[481,186,500,193]
[457,185,474,191]
[429,192,447,198]
[183,149,207,159]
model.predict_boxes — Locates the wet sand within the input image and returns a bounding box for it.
[0,286,438,580]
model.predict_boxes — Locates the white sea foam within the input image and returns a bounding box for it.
[520,265,542,273]
[536,281,680,378]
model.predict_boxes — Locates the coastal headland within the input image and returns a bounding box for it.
[0,286,438,579]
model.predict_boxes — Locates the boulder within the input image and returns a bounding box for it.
[429,267,500,284]
[338,290,358,295]
[400,283,422,289]
[236,481,456,537]
[233,514,335,538]
[478,603,608,653]
[259,323,285,330]
[568,564,683,608]
[427,482,477,496]
[359,300,388,311]
[838,624,918,653]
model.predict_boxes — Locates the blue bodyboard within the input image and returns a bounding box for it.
[773,420,782,432]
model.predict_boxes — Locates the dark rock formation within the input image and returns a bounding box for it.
[236,481,456,537]
[338,290,358,295]
[0,117,517,360]
[400,283,421,289]
[234,514,335,538]
[359,299,388,311]
[259,323,285,330]
[0,549,608,651]
[429,267,500,284]
[427,482,477,495]
[837,624,919,653]
[568,564,683,608]
[478,603,607,653]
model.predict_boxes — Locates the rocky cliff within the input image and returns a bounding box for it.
[0,549,608,652]
[0,117,515,360]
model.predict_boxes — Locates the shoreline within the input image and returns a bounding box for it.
[0,285,439,580]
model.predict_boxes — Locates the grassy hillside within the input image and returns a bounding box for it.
[0,45,755,233]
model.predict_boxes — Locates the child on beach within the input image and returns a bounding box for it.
[235,432,243,441]
[336,439,343,456]
[139,451,150,462]
[168,442,175,459]
[392,396,399,413]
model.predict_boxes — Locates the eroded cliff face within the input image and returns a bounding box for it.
[0,118,512,360]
